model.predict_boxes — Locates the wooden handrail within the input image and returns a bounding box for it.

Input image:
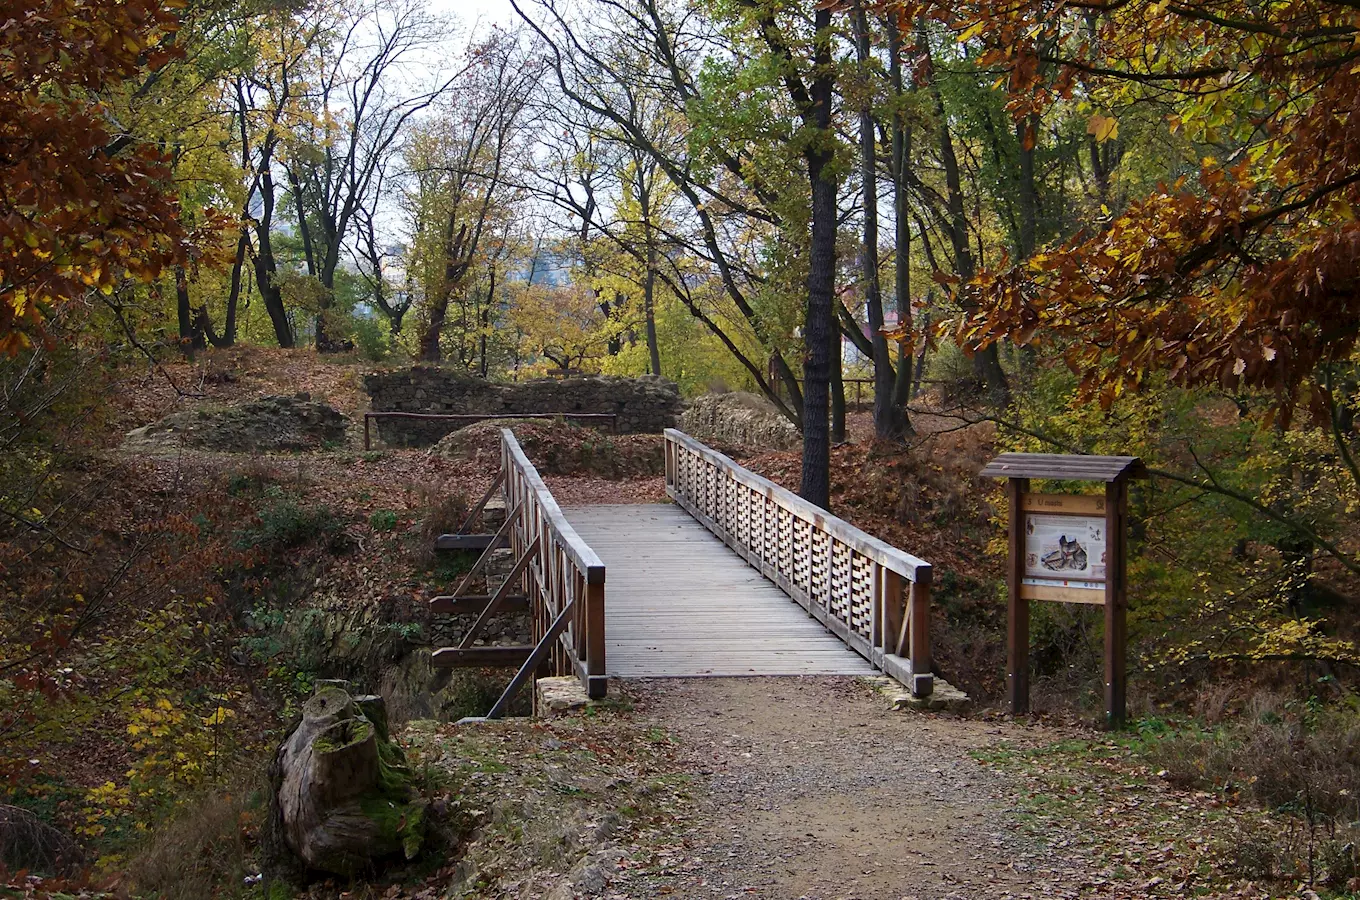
[501,429,605,582]
[663,430,931,580]
[501,428,607,699]
[664,428,934,697]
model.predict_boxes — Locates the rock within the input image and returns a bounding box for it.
[124,394,349,453]
[863,675,972,714]
[680,392,800,451]
[428,419,664,480]
[271,687,425,876]
[536,676,593,716]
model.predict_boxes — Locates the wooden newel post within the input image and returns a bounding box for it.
[1006,477,1030,715]
[1105,479,1128,728]
[982,453,1146,729]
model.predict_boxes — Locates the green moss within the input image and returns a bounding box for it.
[311,719,372,756]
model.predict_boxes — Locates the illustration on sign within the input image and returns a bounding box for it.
[1024,514,1106,585]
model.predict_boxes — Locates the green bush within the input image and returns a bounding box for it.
[236,487,338,550]
[351,314,391,362]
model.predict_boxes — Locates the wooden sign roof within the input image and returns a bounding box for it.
[980,452,1148,483]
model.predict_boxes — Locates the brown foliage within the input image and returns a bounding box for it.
[0,0,209,351]
[891,0,1360,419]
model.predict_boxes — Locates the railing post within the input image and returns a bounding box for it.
[908,576,933,698]
[585,575,606,698]
[664,433,675,492]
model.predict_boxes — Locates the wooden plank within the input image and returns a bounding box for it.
[568,504,875,679]
[1105,479,1128,728]
[908,579,933,698]
[434,533,509,551]
[1020,583,1106,604]
[1019,492,1107,516]
[430,646,534,668]
[980,453,1148,482]
[429,593,529,614]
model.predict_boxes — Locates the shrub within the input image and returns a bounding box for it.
[0,804,83,874]
[1146,696,1360,886]
[352,314,392,362]
[237,487,339,550]
[410,484,470,567]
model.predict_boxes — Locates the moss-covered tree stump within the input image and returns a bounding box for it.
[272,687,425,875]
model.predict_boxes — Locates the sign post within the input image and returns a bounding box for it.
[981,454,1146,728]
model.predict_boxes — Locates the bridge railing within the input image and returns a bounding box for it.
[664,429,933,697]
[502,428,608,698]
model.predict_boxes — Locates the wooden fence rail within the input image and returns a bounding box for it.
[502,428,608,699]
[664,429,933,697]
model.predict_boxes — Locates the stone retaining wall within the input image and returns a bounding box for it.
[362,368,684,447]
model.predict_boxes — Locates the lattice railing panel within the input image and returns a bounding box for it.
[663,429,935,697]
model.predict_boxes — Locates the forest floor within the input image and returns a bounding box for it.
[392,678,1283,900]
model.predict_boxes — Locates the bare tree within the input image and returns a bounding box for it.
[513,0,808,427]
[348,152,411,336]
[233,8,333,349]
[404,30,539,364]
[281,0,465,350]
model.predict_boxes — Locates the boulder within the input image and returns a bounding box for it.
[271,687,425,876]
[679,392,800,451]
[124,393,349,453]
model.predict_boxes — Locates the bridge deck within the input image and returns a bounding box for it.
[566,504,876,678]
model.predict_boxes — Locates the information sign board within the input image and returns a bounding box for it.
[1018,494,1108,604]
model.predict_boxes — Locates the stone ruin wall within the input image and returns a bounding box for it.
[362,367,684,447]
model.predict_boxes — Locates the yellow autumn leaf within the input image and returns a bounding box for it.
[1087,114,1119,143]
[958,21,985,42]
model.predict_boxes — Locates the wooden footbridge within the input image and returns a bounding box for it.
[433,428,934,718]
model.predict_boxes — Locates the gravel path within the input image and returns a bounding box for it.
[611,677,1099,900]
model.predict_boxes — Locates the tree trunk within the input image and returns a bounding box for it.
[644,262,661,376]
[215,229,247,348]
[927,39,1009,406]
[272,688,423,877]
[887,17,915,421]
[857,6,909,441]
[831,340,846,444]
[1016,115,1039,260]
[254,166,295,349]
[800,8,837,511]
[175,266,196,355]
[418,296,447,363]
[479,263,495,378]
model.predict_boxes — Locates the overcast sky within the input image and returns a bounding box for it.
[435,0,521,27]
